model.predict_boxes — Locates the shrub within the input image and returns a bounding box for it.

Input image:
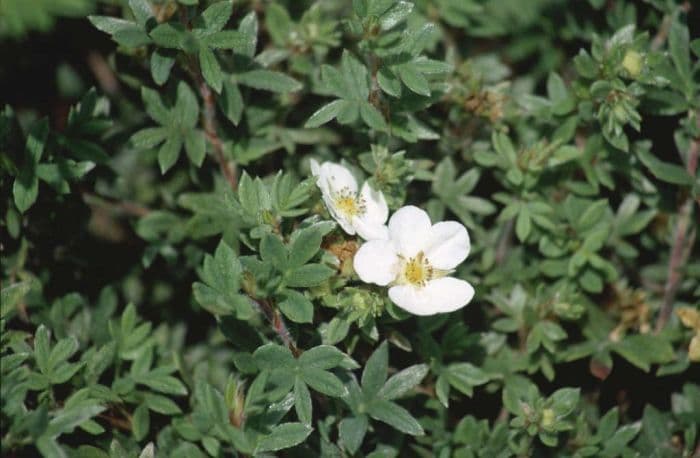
[1,0,699,456]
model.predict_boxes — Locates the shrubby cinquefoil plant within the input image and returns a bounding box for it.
[1,0,699,457]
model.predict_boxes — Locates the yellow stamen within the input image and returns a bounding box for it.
[333,187,365,218]
[400,252,433,287]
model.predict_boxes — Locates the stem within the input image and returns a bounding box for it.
[655,123,698,332]
[495,218,514,265]
[178,6,238,190]
[651,2,691,52]
[252,297,299,356]
[198,80,238,190]
[81,190,150,217]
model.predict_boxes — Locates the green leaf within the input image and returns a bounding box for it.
[131,127,168,149]
[13,118,49,213]
[260,233,288,268]
[398,64,430,96]
[612,334,675,371]
[158,135,182,173]
[359,102,387,130]
[48,337,78,372]
[361,341,388,398]
[515,207,531,241]
[301,367,346,396]
[285,263,334,287]
[199,46,223,93]
[237,11,258,57]
[184,130,206,166]
[198,0,232,33]
[377,66,402,97]
[128,0,152,26]
[265,3,292,45]
[339,416,367,454]
[253,343,295,371]
[144,393,182,415]
[175,81,199,128]
[89,16,150,47]
[1,281,33,319]
[341,50,369,100]
[668,19,691,86]
[299,345,345,370]
[278,290,313,324]
[367,399,424,435]
[294,377,312,425]
[288,226,323,268]
[193,241,252,318]
[379,1,413,30]
[132,404,150,441]
[637,147,693,186]
[444,363,490,397]
[46,403,106,437]
[338,415,369,455]
[378,364,428,401]
[150,22,187,49]
[34,325,51,374]
[220,80,244,125]
[151,49,175,86]
[203,30,249,50]
[141,87,170,125]
[135,372,188,395]
[237,69,302,93]
[305,100,347,128]
[549,387,580,417]
[256,422,313,453]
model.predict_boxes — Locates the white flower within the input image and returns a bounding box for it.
[311,159,389,240]
[353,205,474,315]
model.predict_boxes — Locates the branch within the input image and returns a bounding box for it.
[251,296,299,356]
[178,7,238,191]
[81,189,150,217]
[198,81,238,190]
[655,124,698,332]
[651,2,692,51]
[495,218,514,265]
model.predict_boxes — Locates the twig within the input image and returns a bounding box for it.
[655,128,698,332]
[198,81,238,190]
[97,411,131,432]
[86,52,120,96]
[177,5,238,190]
[651,2,691,52]
[81,190,151,217]
[495,218,514,265]
[251,296,299,356]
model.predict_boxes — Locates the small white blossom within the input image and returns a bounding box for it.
[311,159,389,240]
[353,205,474,315]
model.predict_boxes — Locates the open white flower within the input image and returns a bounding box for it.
[353,205,474,315]
[310,159,389,240]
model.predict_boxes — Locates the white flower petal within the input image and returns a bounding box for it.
[353,217,389,240]
[359,181,388,224]
[319,162,358,194]
[353,239,399,286]
[388,205,432,257]
[388,277,474,316]
[424,221,471,270]
[310,158,321,176]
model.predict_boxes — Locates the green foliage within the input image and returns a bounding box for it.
[0,0,93,37]
[2,0,699,456]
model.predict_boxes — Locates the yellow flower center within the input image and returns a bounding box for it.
[333,188,365,218]
[400,252,433,287]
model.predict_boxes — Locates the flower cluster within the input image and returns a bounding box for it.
[312,160,474,316]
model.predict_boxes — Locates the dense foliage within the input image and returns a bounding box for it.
[1,0,699,456]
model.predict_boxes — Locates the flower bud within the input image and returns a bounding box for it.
[622,50,643,78]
